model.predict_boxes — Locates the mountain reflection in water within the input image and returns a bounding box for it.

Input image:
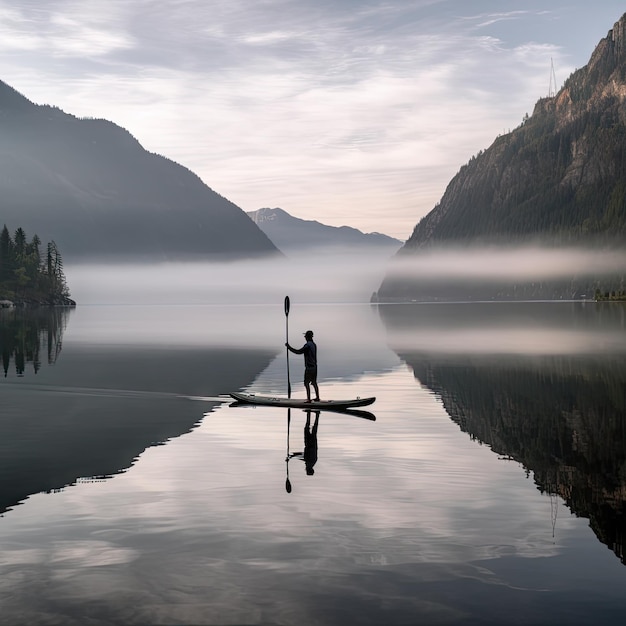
[0,308,276,514]
[379,302,626,565]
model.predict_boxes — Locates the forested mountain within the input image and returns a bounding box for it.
[378,13,626,301]
[247,207,402,253]
[405,13,626,247]
[0,81,279,261]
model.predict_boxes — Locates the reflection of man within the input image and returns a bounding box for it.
[286,330,320,402]
[303,411,319,476]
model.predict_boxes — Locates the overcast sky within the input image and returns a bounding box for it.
[2,1,625,239]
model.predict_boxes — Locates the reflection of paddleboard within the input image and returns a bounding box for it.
[230,392,375,411]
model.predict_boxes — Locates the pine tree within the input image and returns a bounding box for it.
[0,225,12,283]
[45,240,69,301]
[13,227,26,261]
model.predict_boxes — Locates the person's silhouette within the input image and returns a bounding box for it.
[286,330,320,402]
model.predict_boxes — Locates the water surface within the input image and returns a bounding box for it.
[1,301,625,624]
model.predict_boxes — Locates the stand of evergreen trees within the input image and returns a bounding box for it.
[595,288,626,301]
[0,225,74,305]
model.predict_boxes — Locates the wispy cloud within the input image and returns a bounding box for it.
[467,10,532,30]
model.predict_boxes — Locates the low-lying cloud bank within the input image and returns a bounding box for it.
[66,250,391,305]
[386,246,626,282]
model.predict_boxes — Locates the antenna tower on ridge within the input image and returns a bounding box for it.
[548,57,557,97]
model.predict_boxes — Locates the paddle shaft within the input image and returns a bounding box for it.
[284,296,291,398]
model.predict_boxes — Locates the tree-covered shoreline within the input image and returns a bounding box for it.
[0,224,75,306]
[595,288,626,301]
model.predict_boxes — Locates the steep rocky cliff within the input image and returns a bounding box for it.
[401,13,626,250]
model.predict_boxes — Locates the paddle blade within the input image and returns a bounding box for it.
[284,295,290,316]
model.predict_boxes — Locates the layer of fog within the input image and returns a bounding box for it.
[65,246,626,306]
[387,246,626,281]
[66,249,390,305]
[385,326,626,356]
[62,249,394,365]
[378,299,626,356]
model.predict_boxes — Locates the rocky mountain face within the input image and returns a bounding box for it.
[247,207,402,253]
[0,81,279,261]
[406,13,626,248]
[377,13,626,300]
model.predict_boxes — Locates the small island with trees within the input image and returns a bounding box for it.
[0,225,75,307]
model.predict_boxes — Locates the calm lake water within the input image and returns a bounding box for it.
[1,301,626,625]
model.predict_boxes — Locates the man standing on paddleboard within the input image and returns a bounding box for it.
[286,330,320,402]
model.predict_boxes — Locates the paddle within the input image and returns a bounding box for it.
[284,296,291,398]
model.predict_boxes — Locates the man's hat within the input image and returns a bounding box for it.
[304,330,314,338]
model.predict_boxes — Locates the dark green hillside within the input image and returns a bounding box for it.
[402,13,626,249]
[0,81,279,261]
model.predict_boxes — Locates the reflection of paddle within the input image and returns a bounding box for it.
[285,408,292,493]
[284,296,291,399]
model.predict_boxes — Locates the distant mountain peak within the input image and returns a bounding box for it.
[247,207,402,253]
[248,207,290,224]
[590,12,626,68]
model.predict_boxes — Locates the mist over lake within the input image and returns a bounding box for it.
[65,250,393,306]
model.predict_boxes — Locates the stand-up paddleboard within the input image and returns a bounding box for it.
[230,392,375,411]
[234,297,376,419]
